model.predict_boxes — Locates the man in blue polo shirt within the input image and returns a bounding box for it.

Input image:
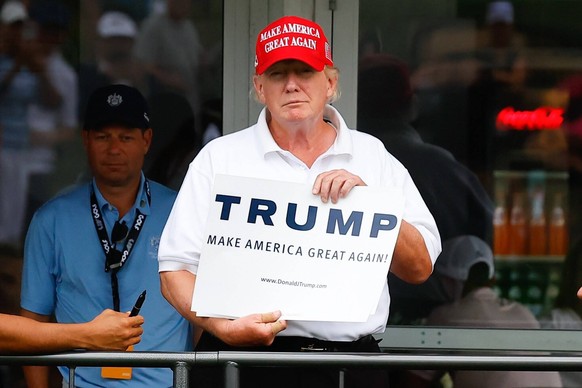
[20,84,192,387]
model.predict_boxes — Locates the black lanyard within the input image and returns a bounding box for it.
[90,180,151,311]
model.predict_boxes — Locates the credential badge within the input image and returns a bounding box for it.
[107,93,123,107]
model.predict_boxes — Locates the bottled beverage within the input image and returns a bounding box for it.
[509,192,527,255]
[549,193,568,255]
[528,188,547,255]
[493,190,510,255]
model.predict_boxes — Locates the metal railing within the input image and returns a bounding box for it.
[3,327,582,387]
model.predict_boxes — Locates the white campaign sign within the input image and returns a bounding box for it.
[192,174,404,322]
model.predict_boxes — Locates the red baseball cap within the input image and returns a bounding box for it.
[254,15,333,75]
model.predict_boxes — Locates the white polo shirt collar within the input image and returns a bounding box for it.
[253,105,353,161]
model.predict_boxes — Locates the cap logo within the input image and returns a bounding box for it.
[144,112,149,122]
[107,93,123,107]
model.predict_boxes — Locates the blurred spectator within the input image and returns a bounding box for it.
[401,235,562,388]
[0,0,58,248]
[25,1,77,224]
[358,27,382,58]
[357,54,494,323]
[79,10,138,118]
[78,0,153,64]
[133,0,205,128]
[429,236,529,326]
[409,18,481,168]
[478,1,527,92]
[145,92,201,190]
[469,0,529,177]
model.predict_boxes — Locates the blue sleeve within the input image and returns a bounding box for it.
[21,210,57,316]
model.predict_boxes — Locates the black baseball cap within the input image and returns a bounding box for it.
[83,84,150,131]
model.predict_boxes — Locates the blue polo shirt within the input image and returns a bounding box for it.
[21,174,192,387]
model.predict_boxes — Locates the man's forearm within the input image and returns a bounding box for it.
[390,220,433,284]
[159,270,239,340]
[8,316,53,388]
[159,270,219,332]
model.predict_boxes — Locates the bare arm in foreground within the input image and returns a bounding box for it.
[5,309,144,353]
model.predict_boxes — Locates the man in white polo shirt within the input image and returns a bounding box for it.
[158,15,440,388]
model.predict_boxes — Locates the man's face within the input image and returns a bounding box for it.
[83,125,152,188]
[253,60,335,125]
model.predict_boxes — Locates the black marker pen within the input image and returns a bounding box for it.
[129,290,146,317]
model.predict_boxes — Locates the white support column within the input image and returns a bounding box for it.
[317,0,359,128]
[222,0,252,134]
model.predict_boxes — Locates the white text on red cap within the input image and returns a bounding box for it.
[260,22,321,42]
[260,23,322,54]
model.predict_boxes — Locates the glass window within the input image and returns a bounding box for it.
[358,0,581,333]
[0,2,222,384]
[1,0,579,384]
[357,1,582,384]
[0,0,223,253]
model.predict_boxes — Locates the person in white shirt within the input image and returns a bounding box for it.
[403,235,562,388]
[158,15,440,388]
